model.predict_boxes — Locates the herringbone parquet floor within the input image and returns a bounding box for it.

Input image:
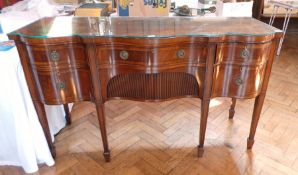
[1,34,298,175]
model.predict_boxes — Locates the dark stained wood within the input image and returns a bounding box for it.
[253,0,298,33]
[8,17,282,161]
[260,17,298,33]
[253,0,264,19]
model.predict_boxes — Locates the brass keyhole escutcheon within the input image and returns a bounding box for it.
[120,50,129,60]
[235,76,243,86]
[50,50,60,61]
[56,81,65,90]
[241,47,250,59]
[177,49,185,58]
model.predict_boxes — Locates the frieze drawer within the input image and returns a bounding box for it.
[96,44,208,68]
[27,44,88,69]
[216,43,271,65]
[150,44,207,66]
[96,46,149,66]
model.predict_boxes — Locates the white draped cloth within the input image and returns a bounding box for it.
[0,44,56,173]
[0,0,68,173]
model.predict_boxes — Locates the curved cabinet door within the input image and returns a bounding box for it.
[211,64,266,98]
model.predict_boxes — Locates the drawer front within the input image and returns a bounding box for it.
[216,43,271,65]
[97,44,207,67]
[34,69,91,104]
[151,44,207,66]
[27,44,87,68]
[97,46,148,66]
[212,64,266,98]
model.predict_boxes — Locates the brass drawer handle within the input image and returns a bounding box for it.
[56,81,65,90]
[177,49,185,58]
[235,76,243,86]
[50,50,60,61]
[240,48,250,59]
[120,50,129,60]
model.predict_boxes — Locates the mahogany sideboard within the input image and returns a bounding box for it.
[8,17,282,162]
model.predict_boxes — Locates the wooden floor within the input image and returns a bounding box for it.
[1,34,298,175]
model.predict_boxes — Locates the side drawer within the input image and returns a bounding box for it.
[150,44,207,66]
[27,44,87,68]
[216,43,271,65]
[33,69,91,104]
[212,64,266,98]
[96,46,148,66]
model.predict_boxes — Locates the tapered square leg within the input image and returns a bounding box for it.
[103,151,111,162]
[247,94,265,150]
[229,98,236,119]
[197,146,204,157]
[63,104,71,125]
[33,101,56,158]
[95,102,111,162]
[247,138,255,149]
[198,99,210,158]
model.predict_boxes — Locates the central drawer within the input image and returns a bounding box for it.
[96,46,149,66]
[96,43,207,68]
[151,44,207,66]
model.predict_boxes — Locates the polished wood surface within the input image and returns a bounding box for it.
[10,17,281,38]
[8,17,282,162]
